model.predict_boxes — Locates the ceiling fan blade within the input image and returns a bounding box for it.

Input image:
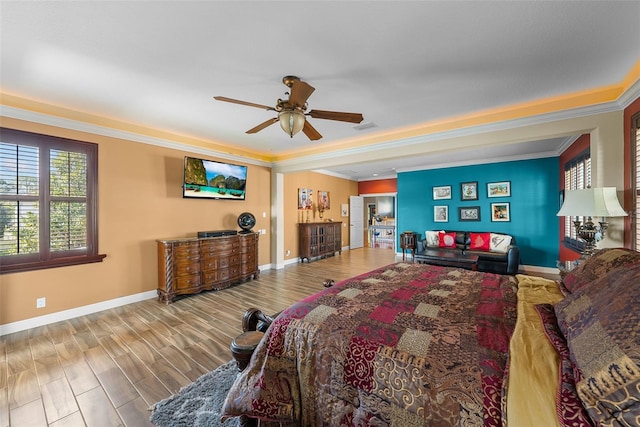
[246,118,278,134]
[214,96,275,111]
[302,120,322,141]
[307,109,364,123]
[289,80,315,107]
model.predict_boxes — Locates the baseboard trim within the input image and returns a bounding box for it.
[1,263,274,337]
[0,290,158,336]
[519,264,559,275]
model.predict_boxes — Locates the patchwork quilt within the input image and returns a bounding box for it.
[222,262,518,426]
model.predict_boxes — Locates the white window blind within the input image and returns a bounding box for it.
[634,114,640,249]
[0,128,101,274]
[563,150,591,240]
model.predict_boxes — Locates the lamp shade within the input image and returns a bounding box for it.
[278,110,306,137]
[557,187,627,217]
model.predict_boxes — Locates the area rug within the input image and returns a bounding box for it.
[150,360,241,427]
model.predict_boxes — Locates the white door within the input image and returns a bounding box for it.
[350,195,364,249]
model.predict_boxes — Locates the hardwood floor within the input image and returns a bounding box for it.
[0,247,399,427]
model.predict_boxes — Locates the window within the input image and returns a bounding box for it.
[0,128,105,273]
[562,149,591,250]
[633,113,640,250]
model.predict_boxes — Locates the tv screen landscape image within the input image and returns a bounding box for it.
[183,156,247,200]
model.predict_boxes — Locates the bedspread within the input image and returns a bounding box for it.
[222,262,518,426]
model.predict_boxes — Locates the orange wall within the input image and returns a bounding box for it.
[558,134,590,261]
[359,178,397,194]
[0,117,272,326]
[283,171,358,261]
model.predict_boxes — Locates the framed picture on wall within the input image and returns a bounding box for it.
[433,185,452,200]
[459,206,480,221]
[460,181,478,200]
[341,203,349,217]
[434,205,449,222]
[298,188,307,209]
[318,191,330,210]
[491,202,510,222]
[487,181,511,198]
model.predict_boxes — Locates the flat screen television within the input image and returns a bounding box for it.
[182,156,247,200]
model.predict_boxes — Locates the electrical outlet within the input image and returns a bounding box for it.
[286,250,291,256]
[36,297,46,308]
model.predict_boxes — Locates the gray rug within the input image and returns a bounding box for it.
[150,360,241,427]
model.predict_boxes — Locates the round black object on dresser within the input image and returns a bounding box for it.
[238,212,256,233]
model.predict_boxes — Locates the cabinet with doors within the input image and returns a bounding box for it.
[298,222,342,262]
[157,233,259,303]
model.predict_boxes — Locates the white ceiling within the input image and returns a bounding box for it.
[2,1,639,180]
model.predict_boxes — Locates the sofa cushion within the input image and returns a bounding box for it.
[490,233,512,253]
[438,231,457,248]
[562,248,640,294]
[425,230,444,248]
[469,232,490,250]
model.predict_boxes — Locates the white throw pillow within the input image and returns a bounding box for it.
[425,230,444,247]
[490,233,512,252]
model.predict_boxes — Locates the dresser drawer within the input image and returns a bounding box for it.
[174,259,201,276]
[219,255,241,269]
[173,242,201,262]
[240,262,258,275]
[201,239,238,253]
[175,274,201,291]
[242,252,256,264]
[201,257,220,272]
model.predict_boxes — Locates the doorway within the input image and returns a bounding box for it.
[364,195,396,250]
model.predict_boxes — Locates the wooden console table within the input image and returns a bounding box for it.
[299,222,342,262]
[414,249,479,271]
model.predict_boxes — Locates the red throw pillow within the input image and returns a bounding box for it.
[469,232,490,250]
[438,232,456,248]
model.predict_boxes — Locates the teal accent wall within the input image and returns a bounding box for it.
[397,157,560,267]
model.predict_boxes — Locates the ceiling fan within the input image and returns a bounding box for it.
[214,75,364,141]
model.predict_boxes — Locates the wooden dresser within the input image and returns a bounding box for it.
[157,232,259,303]
[298,221,342,262]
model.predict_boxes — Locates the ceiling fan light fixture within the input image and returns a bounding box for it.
[278,110,306,137]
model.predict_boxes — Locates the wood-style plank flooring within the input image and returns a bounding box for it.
[0,247,399,427]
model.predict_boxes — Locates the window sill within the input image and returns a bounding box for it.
[563,237,585,253]
[0,254,107,274]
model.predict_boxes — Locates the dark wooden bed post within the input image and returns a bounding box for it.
[242,308,276,332]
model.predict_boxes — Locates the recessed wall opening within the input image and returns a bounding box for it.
[364,195,396,250]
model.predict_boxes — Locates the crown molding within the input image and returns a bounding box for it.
[4,83,637,177]
[272,98,626,172]
[0,105,272,168]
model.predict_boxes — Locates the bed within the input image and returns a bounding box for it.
[222,249,640,426]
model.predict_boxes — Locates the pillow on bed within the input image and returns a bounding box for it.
[438,231,456,248]
[469,232,490,250]
[490,233,512,252]
[554,263,640,426]
[561,247,640,294]
[425,230,444,247]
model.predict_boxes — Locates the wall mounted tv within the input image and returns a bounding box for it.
[183,156,247,200]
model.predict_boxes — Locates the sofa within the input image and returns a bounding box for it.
[417,230,520,275]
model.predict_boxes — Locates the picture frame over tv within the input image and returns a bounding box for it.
[182,156,247,200]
